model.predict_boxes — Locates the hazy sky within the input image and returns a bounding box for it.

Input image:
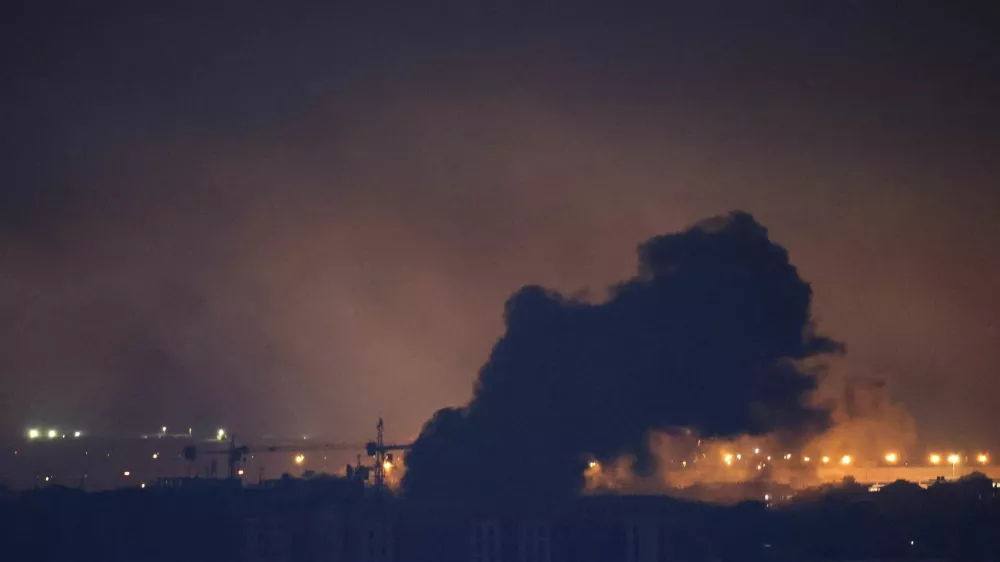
[2,2,998,450]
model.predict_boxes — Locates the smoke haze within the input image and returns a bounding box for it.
[1,2,998,455]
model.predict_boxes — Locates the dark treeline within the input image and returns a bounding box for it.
[1,473,999,561]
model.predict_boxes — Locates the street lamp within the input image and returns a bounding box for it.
[947,454,960,477]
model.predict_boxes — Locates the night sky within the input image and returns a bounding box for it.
[2,2,998,452]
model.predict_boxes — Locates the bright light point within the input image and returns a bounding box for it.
[383,461,392,471]
[724,453,734,463]
[783,453,791,460]
[47,429,57,439]
[141,483,146,489]
[977,453,988,464]
[123,471,130,477]
[822,456,830,464]
[803,456,811,462]
[161,426,167,433]
[754,448,760,455]
[294,454,305,465]
[44,476,50,482]
[841,455,852,465]
[27,429,40,439]
[736,454,742,460]
[885,453,898,463]
[216,429,225,440]
[152,453,159,459]
[766,456,771,461]
[947,454,960,464]
[930,454,941,465]
[588,460,598,469]
[73,431,81,438]
[238,469,245,476]
[681,461,687,467]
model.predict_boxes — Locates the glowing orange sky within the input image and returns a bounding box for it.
[1,3,997,450]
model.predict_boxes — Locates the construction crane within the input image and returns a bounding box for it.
[183,437,364,479]
[182,418,411,492]
[367,418,412,495]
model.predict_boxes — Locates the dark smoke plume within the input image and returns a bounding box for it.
[402,211,842,501]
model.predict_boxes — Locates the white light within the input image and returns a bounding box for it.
[237,469,245,476]
[152,453,159,459]
[161,426,167,433]
[47,429,57,439]
[764,494,771,501]
[73,431,82,438]
[44,476,50,482]
[27,429,40,439]
[754,448,760,455]
[141,483,146,489]
[736,454,742,460]
[123,471,130,477]
[217,429,226,440]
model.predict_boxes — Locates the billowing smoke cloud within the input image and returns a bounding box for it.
[403,211,842,500]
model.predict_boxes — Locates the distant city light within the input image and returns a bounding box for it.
[930,454,941,465]
[123,471,130,477]
[821,456,830,464]
[588,460,598,469]
[947,454,960,465]
[294,454,305,465]
[977,453,989,464]
[736,454,742,460]
[237,469,245,476]
[754,448,760,455]
[217,429,226,440]
[140,483,146,489]
[841,455,852,465]
[73,431,81,438]
[27,428,40,440]
[885,452,898,464]
[152,453,159,459]
[161,426,167,433]
[681,461,687,467]
[383,460,393,471]
[44,476,50,482]
[783,453,792,460]
[803,456,811,462]
[47,429,57,439]
[724,453,734,465]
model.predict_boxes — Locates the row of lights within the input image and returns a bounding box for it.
[27,426,228,440]
[26,428,82,440]
[722,451,990,467]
